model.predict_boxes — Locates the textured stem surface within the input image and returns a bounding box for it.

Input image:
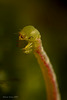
[34,39,61,100]
[19,25,61,100]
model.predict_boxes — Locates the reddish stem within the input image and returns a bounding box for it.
[34,39,60,100]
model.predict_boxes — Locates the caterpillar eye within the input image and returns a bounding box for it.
[28,36,33,39]
[19,33,24,40]
[19,34,23,38]
[21,35,23,38]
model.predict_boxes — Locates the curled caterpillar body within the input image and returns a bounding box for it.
[19,26,61,100]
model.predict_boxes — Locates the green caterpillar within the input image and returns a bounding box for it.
[19,26,61,100]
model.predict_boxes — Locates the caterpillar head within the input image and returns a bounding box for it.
[19,26,41,54]
[19,26,40,41]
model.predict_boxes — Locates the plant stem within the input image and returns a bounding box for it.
[34,39,61,100]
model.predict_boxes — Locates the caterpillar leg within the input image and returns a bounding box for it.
[23,42,33,54]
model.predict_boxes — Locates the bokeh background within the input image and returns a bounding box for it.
[0,0,67,100]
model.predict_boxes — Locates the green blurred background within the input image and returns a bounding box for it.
[0,0,67,100]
